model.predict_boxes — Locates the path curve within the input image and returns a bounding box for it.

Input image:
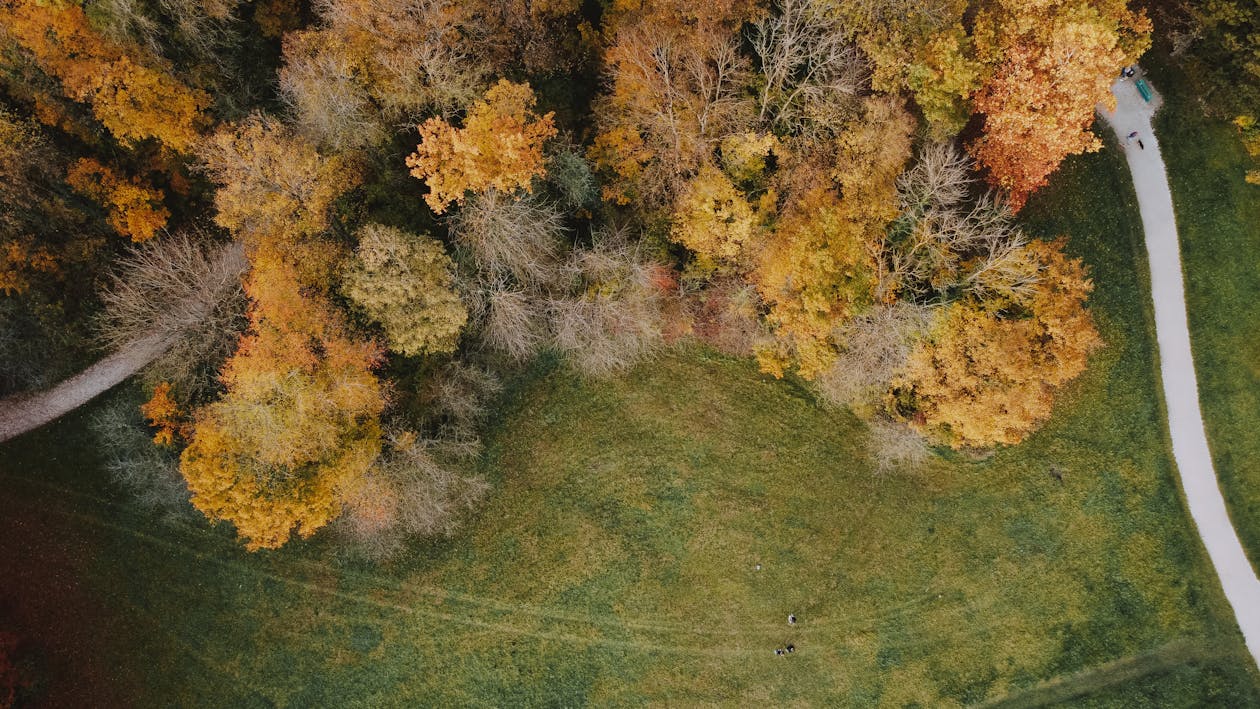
[0,331,176,444]
[0,240,246,445]
[1099,74,1260,668]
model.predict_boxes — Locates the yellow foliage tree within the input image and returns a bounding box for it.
[198,115,361,243]
[753,188,876,379]
[754,96,914,379]
[407,80,557,214]
[892,239,1102,448]
[835,0,982,137]
[669,164,758,265]
[720,132,780,184]
[0,0,210,151]
[180,264,385,551]
[343,224,468,356]
[65,158,169,242]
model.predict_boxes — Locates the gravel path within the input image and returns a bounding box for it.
[1099,73,1260,668]
[0,331,175,444]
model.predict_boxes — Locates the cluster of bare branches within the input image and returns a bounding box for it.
[338,363,498,559]
[95,230,249,394]
[684,279,767,357]
[313,0,491,120]
[280,41,383,151]
[879,143,1037,304]
[815,302,933,409]
[90,392,192,518]
[450,192,667,376]
[449,189,569,287]
[91,0,243,62]
[864,415,931,474]
[751,0,868,138]
[548,234,665,377]
[338,428,490,560]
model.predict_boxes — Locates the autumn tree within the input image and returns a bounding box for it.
[548,232,665,376]
[141,381,188,446]
[280,0,494,149]
[890,238,1101,448]
[461,0,590,75]
[197,115,362,246]
[591,22,753,206]
[830,0,981,137]
[669,164,759,267]
[1169,0,1260,119]
[338,428,489,559]
[65,158,169,242]
[343,224,467,356]
[754,96,915,378]
[0,109,65,295]
[969,0,1151,210]
[754,188,877,377]
[189,111,386,551]
[0,0,210,151]
[601,0,765,32]
[407,80,557,214]
[180,264,386,550]
[751,0,867,138]
[449,188,569,287]
[880,143,1036,304]
[815,302,932,409]
[279,30,383,151]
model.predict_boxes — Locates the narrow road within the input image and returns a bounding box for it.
[0,331,175,444]
[1099,75,1260,668]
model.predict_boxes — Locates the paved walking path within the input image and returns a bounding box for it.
[1099,74,1260,668]
[0,241,246,445]
[0,331,175,444]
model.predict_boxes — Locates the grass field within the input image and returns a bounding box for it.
[1149,56,1260,575]
[2,134,1258,706]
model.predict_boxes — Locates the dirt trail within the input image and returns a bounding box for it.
[0,331,175,444]
[1099,71,1260,670]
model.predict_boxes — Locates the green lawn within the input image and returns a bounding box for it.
[1149,57,1260,575]
[1,136,1258,706]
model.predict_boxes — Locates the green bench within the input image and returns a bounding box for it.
[1135,78,1153,102]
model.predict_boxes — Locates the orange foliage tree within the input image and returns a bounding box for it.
[591,21,752,207]
[140,381,188,446]
[407,79,556,214]
[65,158,169,242]
[891,238,1102,448]
[0,0,210,151]
[969,0,1151,210]
[180,264,385,550]
[187,112,387,551]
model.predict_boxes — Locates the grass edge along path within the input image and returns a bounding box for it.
[1150,55,1260,579]
[1098,72,1260,670]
